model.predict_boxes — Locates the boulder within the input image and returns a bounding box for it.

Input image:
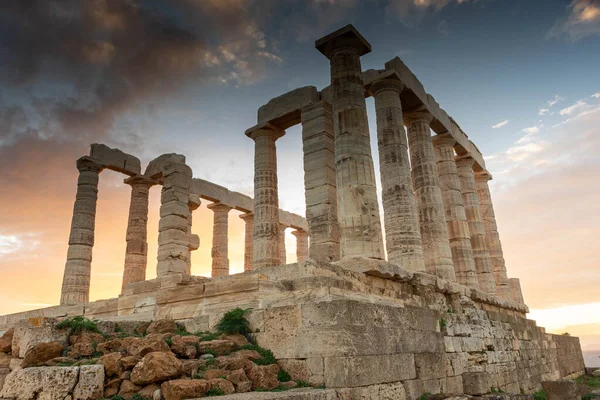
[39,366,80,400]
[139,383,161,398]
[225,368,252,393]
[98,352,124,377]
[233,349,262,361]
[135,338,171,357]
[21,341,64,368]
[0,368,9,393]
[0,353,10,369]
[198,339,236,355]
[0,368,43,399]
[69,331,106,358]
[119,379,143,399]
[207,378,235,395]
[462,372,491,395]
[121,355,141,370]
[161,379,210,400]
[592,370,600,377]
[147,319,179,334]
[12,318,69,358]
[104,378,122,398]
[216,355,254,371]
[203,369,229,380]
[0,328,14,353]
[219,333,249,347]
[181,359,205,376]
[247,364,280,390]
[45,356,77,366]
[171,335,199,359]
[0,366,79,400]
[9,357,22,371]
[73,364,105,400]
[542,380,589,400]
[130,351,183,385]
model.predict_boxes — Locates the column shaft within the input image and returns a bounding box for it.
[278,224,287,265]
[476,175,511,299]
[208,203,232,277]
[247,125,284,269]
[292,230,309,263]
[328,46,384,259]
[239,213,254,271]
[433,135,479,289]
[405,112,456,280]
[60,157,104,306]
[456,157,496,294]
[121,176,154,293]
[371,80,425,272]
[509,278,525,305]
[187,194,201,275]
[300,101,340,262]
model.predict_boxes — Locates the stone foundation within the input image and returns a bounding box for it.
[0,260,585,399]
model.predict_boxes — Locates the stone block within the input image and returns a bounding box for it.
[258,86,319,127]
[338,381,407,400]
[324,353,415,387]
[90,143,141,175]
[462,371,491,395]
[12,317,69,358]
[542,380,588,400]
[144,153,186,178]
[414,352,447,380]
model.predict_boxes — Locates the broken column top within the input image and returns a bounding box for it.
[144,153,186,179]
[315,24,371,58]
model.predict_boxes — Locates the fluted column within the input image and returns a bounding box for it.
[316,26,385,259]
[456,156,496,294]
[187,194,201,275]
[405,110,456,281]
[509,278,525,305]
[239,213,254,271]
[300,101,340,262]
[278,223,287,265]
[246,124,284,268]
[476,173,511,299]
[60,157,104,305]
[370,78,425,272]
[433,134,479,289]
[292,230,309,263]
[208,203,232,277]
[121,175,155,293]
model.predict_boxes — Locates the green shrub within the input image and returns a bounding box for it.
[215,308,251,335]
[418,392,431,400]
[56,316,102,335]
[56,362,74,367]
[277,369,291,382]
[164,337,173,346]
[240,344,276,365]
[439,318,447,329]
[192,372,204,379]
[196,331,219,341]
[533,390,547,400]
[206,388,225,396]
[295,380,312,388]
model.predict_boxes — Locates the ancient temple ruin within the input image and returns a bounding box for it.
[0,25,584,398]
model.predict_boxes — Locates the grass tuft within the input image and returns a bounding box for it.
[215,308,252,335]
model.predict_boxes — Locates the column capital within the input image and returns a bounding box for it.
[475,171,493,182]
[432,133,457,148]
[76,156,104,173]
[239,212,254,222]
[367,77,405,97]
[124,174,157,188]
[245,122,285,141]
[315,24,371,59]
[291,229,309,238]
[455,155,476,169]
[403,107,433,125]
[207,202,232,213]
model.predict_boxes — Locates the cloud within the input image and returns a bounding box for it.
[548,0,600,40]
[385,0,474,25]
[548,95,564,107]
[522,126,540,134]
[538,108,550,116]
[560,100,589,115]
[592,92,600,98]
[492,120,509,129]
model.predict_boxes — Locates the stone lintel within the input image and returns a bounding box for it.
[455,154,476,168]
[257,86,319,129]
[89,143,141,176]
[315,24,371,59]
[475,170,494,181]
[245,122,285,140]
[144,153,186,179]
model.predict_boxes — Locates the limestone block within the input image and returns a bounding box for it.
[462,371,490,395]
[542,380,588,400]
[0,367,42,400]
[73,364,105,400]
[144,153,185,178]
[258,86,319,127]
[90,143,141,175]
[414,352,447,380]
[38,366,80,400]
[338,381,407,400]
[11,318,69,358]
[402,379,424,400]
[324,354,416,387]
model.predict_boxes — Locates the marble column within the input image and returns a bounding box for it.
[292,230,309,263]
[476,173,511,299]
[157,161,193,277]
[239,213,254,271]
[456,156,496,294]
[316,25,385,259]
[370,78,425,272]
[509,278,525,305]
[300,101,340,262]
[246,124,284,268]
[60,157,104,306]
[433,134,479,289]
[208,203,232,277]
[405,110,456,281]
[278,223,287,265]
[121,175,155,293]
[187,194,201,275]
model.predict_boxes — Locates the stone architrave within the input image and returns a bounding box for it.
[278,223,287,265]
[208,203,232,277]
[315,25,385,260]
[405,110,456,281]
[246,124,285,269]
[456,156,496,294]
[509,278,525,305]
[475,173,511,299]
[60,157,105,306]
[292,230,309,263]
[370,78,425,272]
[300,101,340,262]
[187,194,201,275]
[157,162,193,277]
[239,213,254,271]
[432,134,479,289]
[121,175,155,293]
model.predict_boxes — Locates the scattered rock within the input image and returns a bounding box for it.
[200,353,214,360]
[279,380,298,390]
[9,357,22,371]
[592,370,600,377]
[0,353,11,369]
[542,380,589,400]
[73,364,105,400]
[68,331,105,358]
[233,349,262,361]
[147,319,179,334]
[139,383,161,398]
[246,364,280,390]
[198,339,235,355]
[224,368,252,393]
[45,356,77,366]
[21,341,64,368]
[203,368,229,380]
[119,379,143,399]
[104,378,122,398]
[216,355,254,371]
[121,355,141,370]
[207,378,235,395]
[219,333,249,347]
[0,328,14,353]
[181,359,204,376]
[161,379,209,400]
[98,352,124,377]
[130,351,182,385]
[170,335,199,359]
[11,318,69,358]
[40,367,81,399]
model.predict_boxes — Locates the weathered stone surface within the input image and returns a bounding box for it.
[21,341,64,368]
[208,203,233,277]
[198,339,236,355]
[207,378,236,395]
[90,143,141,175]
[119,379,143,399]
[462,371,490,395]
[73,365,105,400]
[144,153,186,178]
[98,352,124,377]
[68,331,105,358]
[542,380,588,400]
[247,364,280,390]
[324,353,416,387]
[161,379,210,400]
[170,335,199,359]
[12,318,69,358]
[0,328,13,353]
[130,351,182,385]
[147,319,179,334]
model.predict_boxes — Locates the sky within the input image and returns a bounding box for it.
[0,0,599,353]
